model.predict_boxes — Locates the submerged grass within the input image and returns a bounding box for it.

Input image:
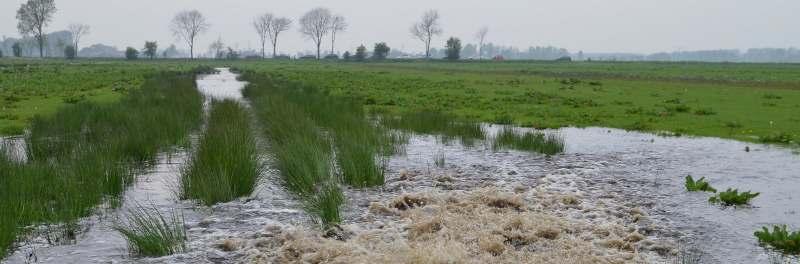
[685,175,717,193]
[0,72,203,258]
[181,100,260,206]
[709,188,760,205]
[755,225,800,255]
[492,127,565,155]
[113,204,186,257]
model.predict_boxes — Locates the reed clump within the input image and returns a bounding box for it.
[492,127,565,155]
[113,205,186,257]
[181,100,260,206]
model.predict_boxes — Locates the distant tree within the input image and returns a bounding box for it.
[12,42,23,57]
[475,27,488,60]
[162,44,178,58]
[226,47,239,60]
[143,41,158,59]
[355,45,367,61]
[410,10,442,59]
[343,51,351,61]
[329,15,347,55]
[16,0,57,58]
[67,23,90,57]
[373,42,390,60]
[0,50,3,58]
[209,37,225,59]
[125,47,139,60]
[170,10,209,59]
[253,13,273,59]
[267,17,292,58]
[324,53,339,60]
[299,7,333,59]
[64,45,76,59]
[445,37,461,61]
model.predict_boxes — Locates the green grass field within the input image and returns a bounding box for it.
[2,59,799,145]
[236,60,800,145]
[0,59,215,135]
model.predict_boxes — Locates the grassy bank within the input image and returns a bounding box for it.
[0,60,218,135]
[236,61,800,145]
[181,100,260,205]
[0,72,203,258]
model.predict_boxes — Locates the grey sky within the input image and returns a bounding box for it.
[2,0,798,55]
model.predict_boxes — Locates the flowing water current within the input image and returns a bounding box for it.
[2,69,799,263]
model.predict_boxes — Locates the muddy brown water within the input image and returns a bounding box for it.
[2,69,799,263]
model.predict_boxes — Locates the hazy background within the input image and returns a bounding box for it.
[1,0,799,56]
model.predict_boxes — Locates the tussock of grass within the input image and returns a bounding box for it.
[244,77,343,227]
[181,100,260,206]
[0,73,203,258]
[685,175,717,193]
[492,127,565,155]
[755,226,800,255]
[245,73,388,188]
[113,205,186,257]
[708,188,760,205]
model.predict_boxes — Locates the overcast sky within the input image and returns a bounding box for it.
[2,0,799,55]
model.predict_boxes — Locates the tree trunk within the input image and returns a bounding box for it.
[317,42,321,60]
[262,43,266,59]
[331,33,335,55]
[38,37,44,58]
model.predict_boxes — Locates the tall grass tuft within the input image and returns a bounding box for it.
[113,204,186,257]
[0,72,203,258]
[243,77,343,227]
[492,127,565,155]
[181,100,260,206]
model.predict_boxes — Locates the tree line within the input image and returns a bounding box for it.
[7,0,489,61]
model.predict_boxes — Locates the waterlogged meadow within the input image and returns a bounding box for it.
[235,60,800,146]
[0,71,203,258]
[0,60,799,263]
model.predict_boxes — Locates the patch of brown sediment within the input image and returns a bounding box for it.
[242,187,668,263]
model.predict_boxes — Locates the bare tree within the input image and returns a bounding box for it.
[68,23,90,57]
[299,7,333,59]
[475,27,488,60]
[267,17,292,58]
[16,0,57,58]
[253,13,273,59]
[410,10,442,59]
[329,15,347,55]
[170,10,210,59]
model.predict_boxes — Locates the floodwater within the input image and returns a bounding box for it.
[0,136,26,163]
[366,126,800,263]
[3,69,799,263]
